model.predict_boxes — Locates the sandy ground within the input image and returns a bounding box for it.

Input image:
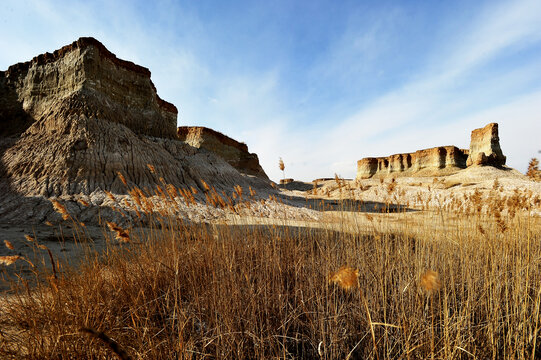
[0,224,108,291]
[298,166,541,215]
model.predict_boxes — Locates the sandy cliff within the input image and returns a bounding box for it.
[0,38,273,224]
[356,123,505,179]
[178,126,269,179]
[1,37,177,138]
[466,123,506,167]
[357,146,469,178]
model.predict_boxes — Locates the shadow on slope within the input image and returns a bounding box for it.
[277,193,415,213]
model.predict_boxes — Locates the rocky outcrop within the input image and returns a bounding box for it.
[466,123,506,167]
[1,37,177,138]
[357,146,468,178]
[0,38,273,224]
[356,123,506,179]
[178,126,269,179]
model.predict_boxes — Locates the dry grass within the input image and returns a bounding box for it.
[1,178,541,359]
[0,256,24,266]
[527,158,540,181]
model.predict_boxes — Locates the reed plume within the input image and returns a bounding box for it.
[527,158,540,180]
[106,221,130,243]
[117,171,128,186]
[279,157,285,180]
[51,199,70,220]
[329,266,359,290]
[0,255,23,266]
[420,270,441,292]
[78,199,90,207]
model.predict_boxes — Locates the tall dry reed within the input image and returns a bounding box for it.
[0,179,540,359]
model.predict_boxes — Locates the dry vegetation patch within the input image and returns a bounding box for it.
[1,175,541,359]
[1,195,540,359]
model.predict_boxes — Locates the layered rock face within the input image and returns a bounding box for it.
[0,38,273,223]
[1,37,177,138]
[466,123,506,167]
[178,126,269,179]
[357,146,468,178]
[356,123,505,179]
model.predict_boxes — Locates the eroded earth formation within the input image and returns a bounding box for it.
[356,123,506,179]
[177,126,268,179]
[0,37,273,224]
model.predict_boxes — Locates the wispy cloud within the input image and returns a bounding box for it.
[297,0,541,179]
[443,0,541,76]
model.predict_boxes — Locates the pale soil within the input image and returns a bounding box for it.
[307,166,541,215]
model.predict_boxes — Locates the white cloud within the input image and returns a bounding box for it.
[285,0,541,180]
[444,0,541,76]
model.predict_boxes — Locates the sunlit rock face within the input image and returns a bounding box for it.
[1,37,177,138]
[178,126,269,180]
[466,123,506,167]
[356,123,506,179]
[0,37,272,201]
[356,146,468,179]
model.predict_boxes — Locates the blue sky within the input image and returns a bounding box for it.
[1,0,541,181]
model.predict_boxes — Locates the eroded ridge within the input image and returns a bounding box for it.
[356,123,505,179]
[178,126,269,179]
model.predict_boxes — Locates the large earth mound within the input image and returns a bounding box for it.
[0,37,275,224]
